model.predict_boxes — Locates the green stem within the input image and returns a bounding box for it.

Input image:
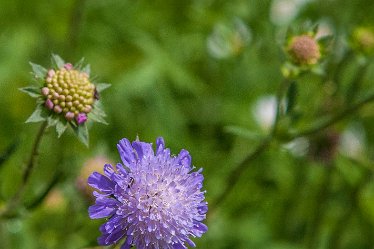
[332,51,353,95]
[208,137,272,214]
[304,164,334,249]
[0,121,48,218]
[288,91,374,139]
[209,84,374,215]
[209,79,291,214]
[329,165,373,248]
[345,62,369,104]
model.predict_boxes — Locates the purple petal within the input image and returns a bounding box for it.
[156,137,165,155]
[89,197,118,219]
[132,141,154,160]
[117,139,137,169]
[185,238,196,247]
[192,222,208,237]
[98,225,126,245]
[103,164,115,178]
[177,149,192,170]
[120,242,132,249]
[88,172,115,194]
[121,236,133,249]
[172,243,187,249]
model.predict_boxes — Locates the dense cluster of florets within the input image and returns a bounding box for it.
[287,34,321,65]
[41,63,96,124]
[88,137,208,249]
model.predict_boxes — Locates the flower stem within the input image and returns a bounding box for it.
[288,91,374,139]
[209,78,291,214]
[345,61,369,104]
[0,121,48,218]
[304,164,334,249]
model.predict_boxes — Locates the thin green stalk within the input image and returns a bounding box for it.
[332,51,354,95]
[328,166,373,248]
[209,83,374,216]
[209,79,291,214]
[345,62,369,103]
[288,91,374,139]
[0,121,48,218]
[304,164,334,249]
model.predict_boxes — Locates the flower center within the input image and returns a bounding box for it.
[41,67,95,122]
[288,35,321,65]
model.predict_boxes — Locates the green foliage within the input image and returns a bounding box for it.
[0,0,374,249]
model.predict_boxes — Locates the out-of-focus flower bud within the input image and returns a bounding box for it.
[287,34,321,65]
[76,156,113,202]
[352,27,374,56]
[207,18,251,59]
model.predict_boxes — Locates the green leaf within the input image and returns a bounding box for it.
[74,57,85,70]
[29,62,47,79]
[19,86,41,98]
[89,110,108,124]
[312,23,319,36]
[0,140,19,167]
[89,103,108,124]
[318,35,334,48]
[72,123,89,146]
[51,54,65,68]
[82,64,91,75]
[224,125,264,140]
[47,114,59,127]
[95,83,111,92]
[56,119,68,138]
[26,105,49,123]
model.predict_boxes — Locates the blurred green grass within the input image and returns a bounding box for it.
[0,0,374,248]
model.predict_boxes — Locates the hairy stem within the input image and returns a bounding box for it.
[0,121,48,218]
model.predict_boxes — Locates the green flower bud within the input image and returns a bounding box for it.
[353,27,374,55]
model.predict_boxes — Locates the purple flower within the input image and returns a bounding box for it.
[88,137,208,249]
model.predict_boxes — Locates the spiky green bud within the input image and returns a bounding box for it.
[20,54,111,146]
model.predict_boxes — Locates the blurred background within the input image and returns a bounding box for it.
[0,0,374,248]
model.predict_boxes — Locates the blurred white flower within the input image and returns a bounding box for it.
[283,137,309,157]
[252,95,277,131]
[207,18,251,59]
[315,19,334,39]
[339,124,366,159]
[270,0,312,26]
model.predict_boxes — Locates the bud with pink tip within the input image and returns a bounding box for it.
[41,87,50,96]
[48,69,56,78]
[64,63,73,70]
[76,113,87,124]
[45,99,54,110]
[65,112,75,121]
[54,105,62,113]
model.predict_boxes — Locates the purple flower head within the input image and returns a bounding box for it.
[88,137,208,249]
